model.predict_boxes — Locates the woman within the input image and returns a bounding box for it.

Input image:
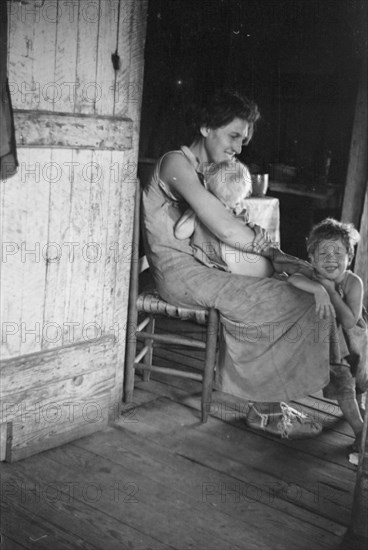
[141,89,342,438]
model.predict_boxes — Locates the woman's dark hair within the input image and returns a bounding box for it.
[307,217,360,259]
[187,88,260,143]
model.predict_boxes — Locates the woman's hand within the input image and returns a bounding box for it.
[248,222,272,252]
[272,249,314,276]
[313,285,335,319]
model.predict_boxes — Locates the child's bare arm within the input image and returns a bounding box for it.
[315,273,363,329]
[288,273,335,319]
[174,207,197,240]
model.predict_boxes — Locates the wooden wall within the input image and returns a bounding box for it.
[0,0,148,461]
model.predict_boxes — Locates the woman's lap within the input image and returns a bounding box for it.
[158,263,335,401]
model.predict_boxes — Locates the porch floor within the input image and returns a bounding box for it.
[1,319,364,550]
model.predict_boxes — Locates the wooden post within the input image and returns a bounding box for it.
[354,186,368,308]
[341,57,367,228]
[348,405,368,545]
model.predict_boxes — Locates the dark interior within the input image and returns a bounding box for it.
[138,0,366,257]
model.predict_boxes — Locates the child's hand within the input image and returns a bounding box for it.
[313,273,336,293]
[313,286,336,319]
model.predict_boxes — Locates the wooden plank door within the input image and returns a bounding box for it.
[0,0,148,461]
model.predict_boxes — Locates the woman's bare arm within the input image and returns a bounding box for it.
[161,152,269,251]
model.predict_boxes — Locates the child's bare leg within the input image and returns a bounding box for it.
[335,395,363,436]
[331,363,364,449]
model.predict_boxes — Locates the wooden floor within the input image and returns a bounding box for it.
[1,319,366,550]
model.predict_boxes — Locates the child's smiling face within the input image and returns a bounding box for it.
[310,238,351,282]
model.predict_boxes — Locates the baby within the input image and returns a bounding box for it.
[287,218,367,451]
[174,160,312,278]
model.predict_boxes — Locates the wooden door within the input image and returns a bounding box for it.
[0,0,147,461]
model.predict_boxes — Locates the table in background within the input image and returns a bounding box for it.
[244,197,280,245]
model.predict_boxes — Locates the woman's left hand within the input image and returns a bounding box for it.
[248,222,272,251]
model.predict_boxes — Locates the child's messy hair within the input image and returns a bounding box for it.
[203,160,252,209]
[307,217,360,259]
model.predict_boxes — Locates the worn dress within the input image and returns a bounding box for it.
[142,146,346,402]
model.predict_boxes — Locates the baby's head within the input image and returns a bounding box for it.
[307,218,360,278]
[203,160,252,213]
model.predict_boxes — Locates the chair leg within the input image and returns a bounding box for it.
[124,319,138,403]
[142,316,155,381]
[201,308,219,423]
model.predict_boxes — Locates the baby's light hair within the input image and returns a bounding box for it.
[307,217,360,259]
[203,160,251,209]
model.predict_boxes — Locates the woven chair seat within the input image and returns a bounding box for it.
[137,289,208,325]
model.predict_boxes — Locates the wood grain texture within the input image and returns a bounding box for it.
[42,147,73,350]
[14,110,133,150]
[0,326,362,548]
[54,0,79,114]
[74,0,99,115]
[1,336,116,462]
[2,0,147,458]
[95,0,120,116]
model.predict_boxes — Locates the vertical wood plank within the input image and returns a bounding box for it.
[82,149,108,332]
[0,158,28,359]
[110,157,136,408]
[114,0,134,119]
[30,0,58,111]
[101,150,123,337]
[54,0,79,113]
[7,1,38,110]
[19,148,50,356]
[95,0,119,116]
[75,0,100,114]
[63,149,92,339]
[42,148,73,350]
[124,0,148,140]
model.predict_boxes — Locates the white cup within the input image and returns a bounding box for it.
[251,173,269,197]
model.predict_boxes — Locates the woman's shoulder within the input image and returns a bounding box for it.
[160,148,200,191]
[160,148,195,176]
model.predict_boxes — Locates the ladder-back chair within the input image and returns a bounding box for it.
[124,180,220,422]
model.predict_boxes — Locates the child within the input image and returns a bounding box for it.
[174,160,313,278]
[287,218,368,450]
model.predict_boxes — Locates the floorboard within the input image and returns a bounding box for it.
[0,317,365,550]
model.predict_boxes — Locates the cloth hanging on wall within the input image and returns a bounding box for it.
[0,1,18,180]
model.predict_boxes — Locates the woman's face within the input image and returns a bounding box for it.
[201,117,250,164]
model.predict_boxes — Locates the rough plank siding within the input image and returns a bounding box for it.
[0,336,117,461]
[1,0,148,459]
[75,0,100,115]
[14,110,133,150]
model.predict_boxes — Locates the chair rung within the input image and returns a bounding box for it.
[136,330,206,349]
[137,316,151,332]
[134,362,203,381]
[135,345,149,363]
